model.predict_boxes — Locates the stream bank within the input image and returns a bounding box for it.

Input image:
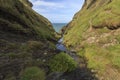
[47,38,98,80]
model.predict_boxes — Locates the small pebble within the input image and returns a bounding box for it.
[44,53,47,55]
[43,59,46,62]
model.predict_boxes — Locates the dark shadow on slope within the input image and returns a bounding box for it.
[57,53,98,80]
[59,67,98,80]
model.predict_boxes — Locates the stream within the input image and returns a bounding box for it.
[56,38,82,65]
[56,38,66,52]
[54,38,98,80]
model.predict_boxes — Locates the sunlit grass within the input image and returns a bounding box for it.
[64,1,120,77]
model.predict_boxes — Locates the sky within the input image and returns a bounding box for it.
[29,0,84,23]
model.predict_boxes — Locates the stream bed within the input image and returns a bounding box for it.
[47,38,98,80]
[56,38,85,65]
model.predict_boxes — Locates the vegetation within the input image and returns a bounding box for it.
[107,44,120,69]
[0,0,57,79]
[77,44,120,74]
[64,0,120,46]
[49,52,77,72]
[63,0,120,79]
[83,45,109,72]
[0,0,120,80]
[21,67,45,80]
[0,0,56,40]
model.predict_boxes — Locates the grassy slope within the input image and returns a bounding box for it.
[0,0,57,79]
[0,0,56,40]
[64,0,120,79]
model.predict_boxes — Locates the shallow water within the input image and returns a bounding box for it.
[56,38,66,51]
[55,38,97,80]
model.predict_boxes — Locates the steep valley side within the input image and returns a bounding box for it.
[63,0,120,80]
[0,0,58,80]
[0,0,120,80]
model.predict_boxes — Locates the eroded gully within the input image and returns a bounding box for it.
[47,37,98,80]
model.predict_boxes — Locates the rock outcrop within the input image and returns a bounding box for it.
[63,0,120,80]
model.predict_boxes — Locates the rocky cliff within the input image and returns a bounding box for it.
[0,0,57,79]
[63,0,120,80]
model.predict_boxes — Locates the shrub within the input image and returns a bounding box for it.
[21,67,45,80]
[49,52,77,72]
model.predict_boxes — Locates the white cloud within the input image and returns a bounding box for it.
[29,0,84,23]
[30,0,65,8]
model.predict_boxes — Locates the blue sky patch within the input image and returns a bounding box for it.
[29,0,84,23]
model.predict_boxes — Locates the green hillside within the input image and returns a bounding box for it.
[0,0,57,79]
[63,0,120,79]
[0,0,56,40]
[0,0,120,79]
